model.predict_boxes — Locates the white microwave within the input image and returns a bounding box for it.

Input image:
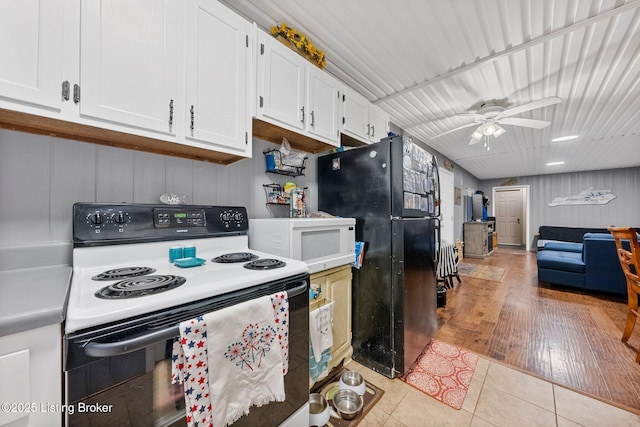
[248,218,356,274]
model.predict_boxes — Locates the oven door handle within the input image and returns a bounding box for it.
[83,326,179,357]
[83,282,308,358]
[287,282,308,298]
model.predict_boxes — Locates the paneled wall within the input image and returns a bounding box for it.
[479,167,640,246]
[0,129,319,249]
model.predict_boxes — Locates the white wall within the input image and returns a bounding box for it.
[0,129,319,250]
[479,167,640,247]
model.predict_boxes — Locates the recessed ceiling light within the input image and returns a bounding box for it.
[551,135,579,142]
[546,161,565,166]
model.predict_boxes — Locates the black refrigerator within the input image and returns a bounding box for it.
[318,135,440,378]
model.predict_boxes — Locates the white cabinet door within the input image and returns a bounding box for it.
[0,0,64,111]
[342,86,390,144]
[368,104,390,143]
[185,0,251,156]
[306,66,339,145]
[341,86,369,142]
[80,0,178,135]
[257,32,306,131]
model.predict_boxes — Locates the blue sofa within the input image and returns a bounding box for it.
[536,233,628,295]
[536,225,609,251]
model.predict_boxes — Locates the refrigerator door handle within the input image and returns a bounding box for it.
[434,217,441,264]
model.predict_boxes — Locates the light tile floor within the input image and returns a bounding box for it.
[346,358,640,427]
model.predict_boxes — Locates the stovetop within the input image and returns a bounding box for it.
[65,203,309,334]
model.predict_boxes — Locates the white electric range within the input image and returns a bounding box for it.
[64,203,309,427]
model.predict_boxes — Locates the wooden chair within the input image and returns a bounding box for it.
[608,227,640,363]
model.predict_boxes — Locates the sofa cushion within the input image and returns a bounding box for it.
[543,241,583,253]
[537,250,585,274]
[538,226,609,243]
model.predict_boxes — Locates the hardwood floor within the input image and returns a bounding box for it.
[434,246,640,414]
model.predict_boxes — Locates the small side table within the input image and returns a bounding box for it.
[436,243,461,289]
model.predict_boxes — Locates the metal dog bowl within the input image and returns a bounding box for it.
[339,370,366,395]
[332,388,363,420]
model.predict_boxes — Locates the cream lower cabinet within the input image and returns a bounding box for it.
[309,265,353,375]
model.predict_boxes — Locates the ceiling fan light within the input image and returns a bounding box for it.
[493,125,505,137]
[471,128,483,140]
[483,125,496,135]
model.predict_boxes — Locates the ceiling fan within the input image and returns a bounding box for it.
[434,96,561,147]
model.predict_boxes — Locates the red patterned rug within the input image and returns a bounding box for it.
[402,340,479,410]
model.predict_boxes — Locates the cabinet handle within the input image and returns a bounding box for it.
[300,106,305,124]
[366,123,370,136]
[371,125,375,138]
[190,105,195,133]
[73,84,80,104]
[310,111,315,127]
[62,81,70,101]
[169,99,174,128]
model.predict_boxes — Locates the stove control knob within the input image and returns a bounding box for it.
[234,211,244,222]
[90,212,104,225]
[113,212,125,224]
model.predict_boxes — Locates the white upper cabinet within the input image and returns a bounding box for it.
[0,0,255,162]
[257,31,306,131]
[0,0,65,111]
[80,0,178,135]
[256,29,340,147]
[306,66,339,143]
[342,86,369,141]
[185,0,252,156]
[341,85,390,144]
[368,103,390,143]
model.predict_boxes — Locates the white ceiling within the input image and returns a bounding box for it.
[221,0,640,180]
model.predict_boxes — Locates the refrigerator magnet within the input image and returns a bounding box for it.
[332,158,340,170]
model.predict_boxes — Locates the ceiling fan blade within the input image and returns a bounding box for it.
[433,121,478,138]
[469,137,482,145]
[500,96,561,118]
[500,117,551,129]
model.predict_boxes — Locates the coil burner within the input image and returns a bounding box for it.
[212,252,259,263]
[92,266,156,281]
[243,259,286,270]
[95,275,186,299]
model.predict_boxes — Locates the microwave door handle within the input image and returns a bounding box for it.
[83,326,179,357]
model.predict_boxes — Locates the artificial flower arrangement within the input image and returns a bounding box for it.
[271,22,326,69]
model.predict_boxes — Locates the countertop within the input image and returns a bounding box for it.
[0,265,72,337]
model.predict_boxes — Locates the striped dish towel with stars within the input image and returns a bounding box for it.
[171,291,289,427]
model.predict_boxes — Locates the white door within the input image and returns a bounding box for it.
[185,0,251,155]
[341,86,369,142]
[306,66,339,144]
[0,0,65,111]
[257,32,306,130]
[496,188,524,245]
[80,0,178,135]
[438,168,454,245]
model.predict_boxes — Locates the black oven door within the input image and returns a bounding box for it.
[64,274,309,427]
